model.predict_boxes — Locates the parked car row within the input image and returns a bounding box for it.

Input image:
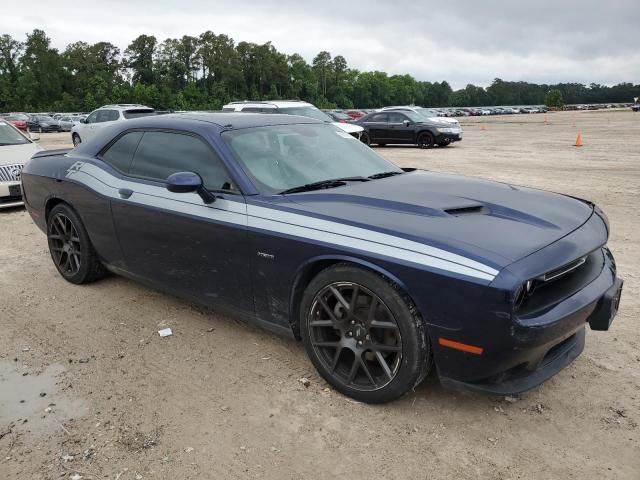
[0,112,89,133]
[569,103,635,111]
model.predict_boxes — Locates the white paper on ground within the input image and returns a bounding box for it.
[158,328,173,337]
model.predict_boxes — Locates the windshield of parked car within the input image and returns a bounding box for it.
[222,124,402,194]
[278,106,334,123]
[415,108,440,118]
[397,111,426,123]
[0,121,30,145]
[36,116,55,122]
[122,109,155,119]
[330,112,352,120]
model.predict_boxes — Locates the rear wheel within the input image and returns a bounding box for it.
[72,133,81,147]
[47,204,107,284]
[300,263,431,403]
[417,132,434,149]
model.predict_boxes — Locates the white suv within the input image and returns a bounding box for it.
[222,100,364,138]
[71,104,155,146]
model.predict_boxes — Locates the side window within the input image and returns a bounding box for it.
[370,113,388,123]
[100,132,143,172]
[107,110,120,121]
[96,110,117,123]
[85,111,99,124]
[129,132,234,191]
[387,113,406,123]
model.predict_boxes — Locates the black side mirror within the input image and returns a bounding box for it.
[80,118,87,124]
[166,171,216,204]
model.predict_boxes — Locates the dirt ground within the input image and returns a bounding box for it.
[1,110,638,479]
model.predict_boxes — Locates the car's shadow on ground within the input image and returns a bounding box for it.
[371,145,457,150]
[0,205,26,214]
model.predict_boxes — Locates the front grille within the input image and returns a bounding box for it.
[542,257,587,281]
[0,163,23,182]
[517,249,604,317]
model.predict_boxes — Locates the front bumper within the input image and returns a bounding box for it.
[437,247,622,395]
[437,131,463,143]
[0,181,24,208]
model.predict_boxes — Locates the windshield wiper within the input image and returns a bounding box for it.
[368,171,404,179]
[279,176,370,195]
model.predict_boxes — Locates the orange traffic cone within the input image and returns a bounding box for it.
[574,132,582,147]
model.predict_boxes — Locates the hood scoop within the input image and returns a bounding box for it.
[445,205,488,217]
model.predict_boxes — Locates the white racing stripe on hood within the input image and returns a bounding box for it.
[250,216,495,281]
[247,205,498,276]
[66,162,497,281]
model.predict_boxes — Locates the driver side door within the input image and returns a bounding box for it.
[107,130,253,314]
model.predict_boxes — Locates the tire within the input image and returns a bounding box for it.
[437,140,451,147]
[417,131,434,149]
[47,203,107,284]
[72,133,81,147]
[360,131,371,146]
[300,263,431,403]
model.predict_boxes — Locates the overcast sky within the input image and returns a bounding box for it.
[2,0,639,89]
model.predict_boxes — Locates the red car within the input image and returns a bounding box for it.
[345,110,366,120]
[3,113,29,131]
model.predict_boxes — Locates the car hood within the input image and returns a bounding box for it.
[334,122,364,133]
[282,170,594,269]
[0,142,42,165]
[428,116,459,125]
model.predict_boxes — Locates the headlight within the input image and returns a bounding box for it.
[514,279,537,309]
[437,127,454,133]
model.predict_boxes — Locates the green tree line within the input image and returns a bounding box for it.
[1,29,638,112]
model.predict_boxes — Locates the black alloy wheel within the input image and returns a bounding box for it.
[47,203,106,284]
[301,264,431,403]
[48,213,82,278]
[417,131,434,149]
[308,282,403,391]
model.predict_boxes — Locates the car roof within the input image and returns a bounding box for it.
[74,112,326,157]
[224,100,314,109]
[95,104,154,111]
[173,112,323,129]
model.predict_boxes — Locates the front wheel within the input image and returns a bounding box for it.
[72,134,81,147]
[300,263,431,403]
[437,140,451,147]
[47,204,107,284]
[360,131,371,146]
[417,132,434,149]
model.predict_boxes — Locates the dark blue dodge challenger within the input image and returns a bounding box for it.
[21,113,623,403]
